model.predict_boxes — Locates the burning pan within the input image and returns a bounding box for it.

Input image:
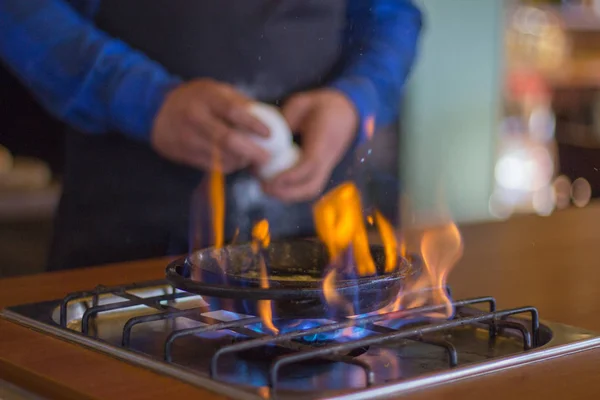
[166,239,420,319]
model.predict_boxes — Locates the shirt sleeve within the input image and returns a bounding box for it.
[331,0,423,141]
[0,0,181,141]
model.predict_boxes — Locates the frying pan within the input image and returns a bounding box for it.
[166,239,420,319]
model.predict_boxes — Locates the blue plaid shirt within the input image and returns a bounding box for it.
[0,0,422,142]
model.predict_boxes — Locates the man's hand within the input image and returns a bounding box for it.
[151,79,270,173]
[263,89,358,202]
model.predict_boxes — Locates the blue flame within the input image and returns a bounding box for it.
[248,319,372,343]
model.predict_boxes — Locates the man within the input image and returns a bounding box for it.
[0,0,422,270]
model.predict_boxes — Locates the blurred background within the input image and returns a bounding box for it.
[403,0,596,223]
[2,0,600,277]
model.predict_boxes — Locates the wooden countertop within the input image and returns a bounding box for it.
[3,204,600,399]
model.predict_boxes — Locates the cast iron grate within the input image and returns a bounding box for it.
[58,280,540,392]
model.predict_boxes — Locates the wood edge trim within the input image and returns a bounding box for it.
[0,356,97,400]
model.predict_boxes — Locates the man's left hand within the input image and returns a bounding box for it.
[263,89,358,202]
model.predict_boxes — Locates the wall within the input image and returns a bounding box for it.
[402,0,504,223]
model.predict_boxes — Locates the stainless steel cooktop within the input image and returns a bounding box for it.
[2,280,600,399]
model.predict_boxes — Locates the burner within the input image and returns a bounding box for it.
[234,336,370,365]
[227,319,371,363]
[248,319,372,343]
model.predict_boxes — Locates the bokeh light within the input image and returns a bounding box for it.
[553,175,572,210]
[571,177,592,208]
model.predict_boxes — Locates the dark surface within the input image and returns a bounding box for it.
[0,66,65,174]
[0,220,53,278]
[552,86,600,198]
[0,66,61,279]
[558,142,600,198]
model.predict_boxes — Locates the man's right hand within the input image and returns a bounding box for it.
[151,79,270,173]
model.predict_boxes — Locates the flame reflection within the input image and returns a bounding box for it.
[378,348,400,381]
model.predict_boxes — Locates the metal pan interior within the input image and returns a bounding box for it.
[166,239,418,301]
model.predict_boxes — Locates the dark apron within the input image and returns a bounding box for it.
[47,0,353,270]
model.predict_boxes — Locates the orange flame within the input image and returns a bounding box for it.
[373,210,398,273]
[313,182,376,276]
[418,222,463,318]
[322,269,355,316]
[209,147,225,249]
[251,219,270,252]
[251,219,278,335]
[400,240,407,259]
[384,222,463,318]
[322,267,360,337]
[313,183,410,319]
[230,227,240,245]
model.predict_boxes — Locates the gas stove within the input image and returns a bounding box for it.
[2,279,600,399]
